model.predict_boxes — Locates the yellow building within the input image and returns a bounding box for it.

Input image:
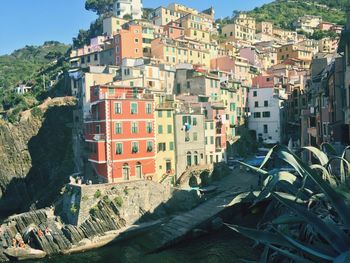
[277,43,313,68]
[222,13,256,42]
[256,21,273,35]
[103,16,127,36]
[151,37,211,67]
[272,27,298,42]
[149,7,183,26]
[177,14,211,43]
[154,94,176,183]
[318,37,338,53]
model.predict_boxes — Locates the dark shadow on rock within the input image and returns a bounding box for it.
[0,105,75,217]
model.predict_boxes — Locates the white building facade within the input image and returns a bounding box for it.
[248,87,287,143]
[113,0,143,20]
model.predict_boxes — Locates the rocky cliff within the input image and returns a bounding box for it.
[0,97,76,216]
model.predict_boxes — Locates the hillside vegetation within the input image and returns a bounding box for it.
[0,42,71,122]
[248,0,347,29]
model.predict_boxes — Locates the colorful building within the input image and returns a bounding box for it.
[154,94,176,182]
[151,37,210,67]
[115,24,143,65]
[85,85,156,183]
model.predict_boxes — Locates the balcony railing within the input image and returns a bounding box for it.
[92,134,106,141]
[156,101,175,109]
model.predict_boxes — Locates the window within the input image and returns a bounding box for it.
[253,91,257,97]
[108,88,114,95]
[169,142,174,151]
[115,122,122,134]
[87,56,91,63]
[114,103,122,114]
[263,125,268,134]
[131,122,138,134]
[158,111,163,117]
[187,152,192,166]
[167,125,172,134]
[182,116,192,125]
[210,122,214,130]
[147,141,153,152]
[81,57,85,64]
[210,136,214,144]
[132,142,139,153]
[193,117,197,126]
[205,137,208,145]
[193,132,198,141]
[254,101,259,108]
[146,122,153,133]
[166,160,172,173]
[254,112,261,118]
[264,100,268,107]
[135,38,139,43]
[94,53,98,61]
[96,125,101,134]
[116,143,123,155]
[158,143,166,152]
[167,111,172,118]
[145,103,152,114]
[158,125,163,134]
[131,102,138,114]
[263,111,271,118]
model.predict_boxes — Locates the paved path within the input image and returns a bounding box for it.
[132,169,258,252]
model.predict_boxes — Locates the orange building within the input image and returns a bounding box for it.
[85,85,156,183]
[115,24,143,65]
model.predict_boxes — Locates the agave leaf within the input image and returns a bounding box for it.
[259,246,269,263]
[276,145,350,231]
[257,171,298,203]
[225,191,261,207]
[326,157,350,184]
[267,244,315,263]
[276,229,337,261]
[320,142,338,156]
[334,249,350,263]
[225,224,293,248]
[300,146,329,166]
[340,146,350,185]
[259,145,277,169]
[271,214,305,225]
[310,164,337,187]
[236,161,269,176]
[273,193,350,253]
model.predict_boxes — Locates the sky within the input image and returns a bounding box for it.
[0,0,273,55]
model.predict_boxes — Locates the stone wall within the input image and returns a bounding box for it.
[63,180,173,226]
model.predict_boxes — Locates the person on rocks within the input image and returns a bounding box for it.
[38,229,44,238]
[12,238,17,248]
[45,227,53,242]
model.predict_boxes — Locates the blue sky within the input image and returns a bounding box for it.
[0,0,273,55]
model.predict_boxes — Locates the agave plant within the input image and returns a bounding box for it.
[226,144,350,263]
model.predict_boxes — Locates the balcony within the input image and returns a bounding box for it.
[94,92,154,101]
[156,101,175,109]
[92,134,106,141]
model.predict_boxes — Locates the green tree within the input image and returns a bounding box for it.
[85,0,116,16]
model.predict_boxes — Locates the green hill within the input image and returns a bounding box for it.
[0,41,70,90]
[0,42,71,121]
[248,0,347,29]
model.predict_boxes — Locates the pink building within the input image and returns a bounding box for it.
[239,47,263,68]
[162,21,184,39]
[318,22,334,31]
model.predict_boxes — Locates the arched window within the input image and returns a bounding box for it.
[136,162,142,179]
[122,163,130,180]
[187,151,192,166]
[194,151,199,165]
